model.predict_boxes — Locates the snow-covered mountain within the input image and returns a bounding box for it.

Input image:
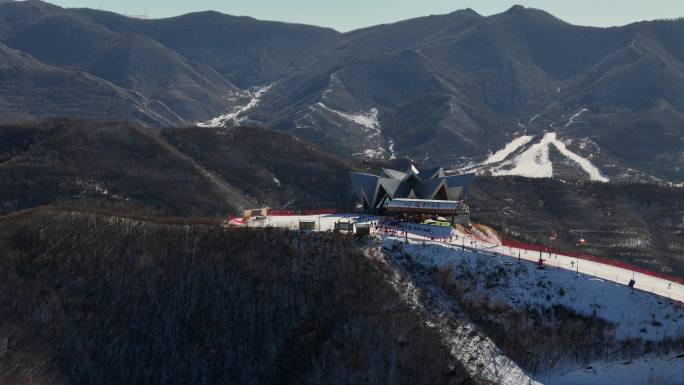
[380,234,684,385]
[460,131,610,182]
[2,2,684,182]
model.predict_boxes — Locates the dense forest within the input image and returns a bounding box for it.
[0,207,476,385]
[0,119,683,278]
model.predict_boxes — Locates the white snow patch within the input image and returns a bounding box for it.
[197,84,274,128]
[494,133,609,182]
[551,133,609,182]
[484,135,534,165]
[379,243,542,385]
[322,73,340,98]
[400,240,684,341]
[243,214,684,385]
[272,177,281,186]
[564,108,589,128]
[353,148,385,159]
[388,138,397,160]
[317,103,397,160]
[245,213,378,231]
[73,179,128,201]
[316,103,379,130]
[494,134,554,178]
[529,114,541,124]
[552,354,684,385]
[250,214,684,306]
[73,178,109,196]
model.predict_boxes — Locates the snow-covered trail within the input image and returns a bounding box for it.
[372,245,542,385]
[564,108,589,128]
[548,133,609,182]
[197,84,274,127]
[316,103,380,132]
[551,353,684,385]
[382,224,684,303]
[315,103,391,159]
[248,214,540,383]
[475,237,683,303]
[239,214,684,384]
[242,214,684,303]
[484,135,534,164]
[486,132,609,182]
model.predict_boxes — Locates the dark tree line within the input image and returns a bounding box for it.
[0,208,475,385]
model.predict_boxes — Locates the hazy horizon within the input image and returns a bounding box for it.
[41,0,684,32]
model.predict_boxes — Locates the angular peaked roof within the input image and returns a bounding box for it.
[380,168,408,180]
[350,172,380,208]
[350,165,475,212]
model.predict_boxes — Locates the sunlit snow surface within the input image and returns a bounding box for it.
[243,215,684,384]
[397,240,684,341]
[564,108,589,128]
[493,133,609,182]
[484,135,534,164]
[551,353,684,385]
[316,103,380,131]
[315,103,396,160]
[197,84,274,127]
[384,235,684,384]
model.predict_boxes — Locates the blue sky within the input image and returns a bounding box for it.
[47,0,684,31]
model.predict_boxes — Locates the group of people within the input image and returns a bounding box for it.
[371,221,459,244]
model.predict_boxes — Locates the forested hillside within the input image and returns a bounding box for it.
[0,119,359,217]
[0,1,682,181]
[0,118,682,278]
[0,208,475,385]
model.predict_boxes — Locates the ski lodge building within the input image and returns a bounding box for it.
[349,166,475,226]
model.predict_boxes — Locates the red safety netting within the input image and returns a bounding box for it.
[267,209,338,216]
[501,238,684,285]
[302,209,338,215]
[225,215,246,226]
[267,209,296,216]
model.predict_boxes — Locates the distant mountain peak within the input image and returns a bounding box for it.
[506,4,527,13]
[493,4,568,25]
[450,8,481,17]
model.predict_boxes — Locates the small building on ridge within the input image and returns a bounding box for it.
[349,165,474,226]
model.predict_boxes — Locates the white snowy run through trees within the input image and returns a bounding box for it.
[484,135,534,164]
[197,84,274,128]
[240,214,684,384]
[492,132,609,182]
[244,214,684,304]
[314,103,397,159]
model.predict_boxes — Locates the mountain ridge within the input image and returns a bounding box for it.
[0,1,682,182]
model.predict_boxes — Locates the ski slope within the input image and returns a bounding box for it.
[243,214,684,304]
[316,103,380,131]
[240,214,684,384]
[315,103,391,160]
[484,135,534,164]
[252,213,542,384]
[381,221,684,304]
[197,84,273,127]
[388,238,684,340]
[564,108,589,128]
[493,133,609,182]
[376,245,542,385]
[550,353,684,385]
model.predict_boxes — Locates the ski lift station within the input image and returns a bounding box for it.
[350,165,475,226]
